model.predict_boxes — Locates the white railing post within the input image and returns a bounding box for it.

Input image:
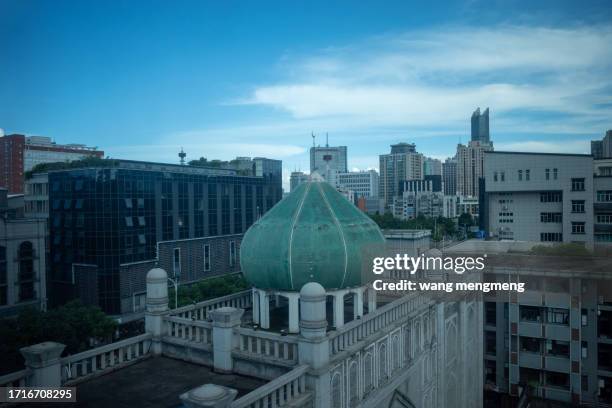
[20,342,65,387]
[145,268,169,355]
[297,283,330,408]
[210,307,243,373]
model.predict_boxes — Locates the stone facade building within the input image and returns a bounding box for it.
[0,188,47,317]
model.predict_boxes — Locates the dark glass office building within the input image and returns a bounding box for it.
[48,160,282,314]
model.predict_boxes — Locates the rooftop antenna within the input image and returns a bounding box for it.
[178,147,186,165]
[311,132,315,148]
[325,132,329,147]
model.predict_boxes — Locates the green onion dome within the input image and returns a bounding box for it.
[240,180,385,291]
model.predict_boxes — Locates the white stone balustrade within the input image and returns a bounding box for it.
[328,290,430,357]
[60,333,153,384]
[230,365,310,408]
[0,369,32,388]
[164,316,214,346]
[235,327,299,364]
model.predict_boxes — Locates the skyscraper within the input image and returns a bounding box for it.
[309,139,347,187]
[442,157,457,195]
[457,109,494,198]
[290,171,308,192]
[423,157,442,176]
[471,107,490,144]
[591,129,612,159]
[379,143,424,208]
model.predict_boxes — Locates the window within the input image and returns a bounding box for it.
[138,216,146,226]
[494,172,498,182]
[204,244,211,271]
[138,234,146,245]
[0,246,6,306]
[526,169,530,181]
[553,168,558,180]
[173,248,181,277]
[500,172,505,182]
[540,212,562,223]
[597,215,612,224]
[572,222,585,235]
[520,306,542,322]
[571,200,585,213]
[545,168,550,180]
[571,178,585,191]
[229,241,236,267]
[124,198,133,209]
[581,341,588,359]
[546,340,569,357]
[541,232,563,242]
[547,308,569,325]
[125,217,133,227]
[597,190,612,202]
[540,192,562,202]
[518,170,523,181]
[18,242,35,302]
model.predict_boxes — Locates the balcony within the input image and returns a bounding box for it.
[519,352,542,370]
[519,322,543,338]
[544,355,570,373]
[544,324,570,342]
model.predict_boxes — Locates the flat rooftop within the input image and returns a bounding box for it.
[52,356,266,408]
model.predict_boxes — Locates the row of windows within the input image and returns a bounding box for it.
[499,212,514,217]
[171,241,236,277]
[598,190,612,202]
[540,212,562,223]
[596,214,612,224]
[541,233,563,242]
[499,219,514,223]
[540,192,562,203]
[595,233,612,242]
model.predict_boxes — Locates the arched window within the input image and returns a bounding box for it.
[18,242,35,301]
[349,361,359,406]
[331,372,342,408]
[404,326,411,363]
[379,343,388,383]
[0,246,7,305]
[363,352,374,395]
[392,335,400,372]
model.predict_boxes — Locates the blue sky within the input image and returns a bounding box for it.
[1,0,612,190]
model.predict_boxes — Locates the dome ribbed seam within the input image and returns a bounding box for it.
[316,183,348,288]
[288,182,312,290]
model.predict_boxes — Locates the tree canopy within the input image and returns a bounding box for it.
[25,157,118,179]
[0,301,117,375]
[168,274,249,309]
[369,213,457,241]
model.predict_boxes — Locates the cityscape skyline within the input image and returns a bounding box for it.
[2,1,612,191]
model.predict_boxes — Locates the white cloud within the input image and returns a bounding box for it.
[239,25,612,133]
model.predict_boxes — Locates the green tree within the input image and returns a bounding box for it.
[0,301,117,375]
[168,274,249,309]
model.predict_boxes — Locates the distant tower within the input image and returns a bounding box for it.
[178,148,186,165]
[471,107,490,144]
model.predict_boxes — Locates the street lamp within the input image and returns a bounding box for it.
[168,275,179,309]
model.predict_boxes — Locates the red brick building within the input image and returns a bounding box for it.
[0,134,104,193]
